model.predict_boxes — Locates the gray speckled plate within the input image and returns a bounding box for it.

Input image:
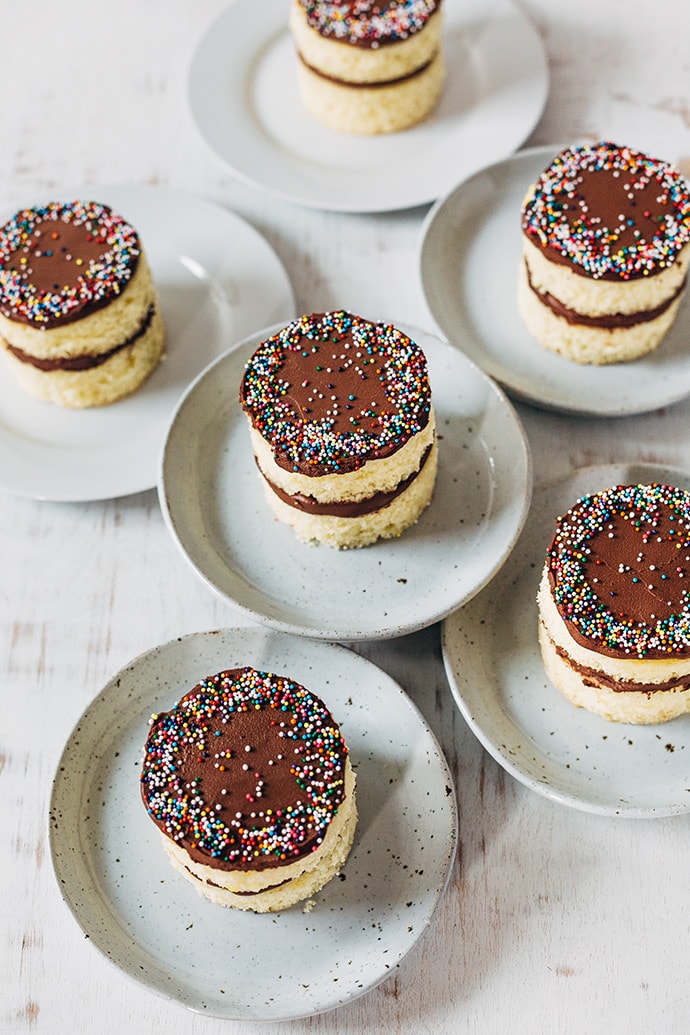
[158,323,532,641]
[419,146,690,416]
[442,463,690,817]
[49,628,457,1020]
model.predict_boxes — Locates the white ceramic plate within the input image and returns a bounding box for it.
[442,462,690,817]
[187,0,548,213]
[0,187,294,501]
[49,627,457,1020]
[158,323,532,640]
[419,145,690,416]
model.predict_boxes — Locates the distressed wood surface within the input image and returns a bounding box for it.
[3,1,690,1032]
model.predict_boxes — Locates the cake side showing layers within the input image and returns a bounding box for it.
[537,483,690,723]
[0,199,165,406]
[290,0,444,134]
[140,666,357,912]
[239,310,437,548]
[518,142,690,364]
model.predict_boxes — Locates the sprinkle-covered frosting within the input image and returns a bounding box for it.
[297,0,440,46]
[547,483,690,660]
[522,142,690,281]
[240,310,432,476]
[0,200,140,327]
[140,667,349,872]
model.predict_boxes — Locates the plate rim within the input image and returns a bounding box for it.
[157,319,533,641]
[186,0,549,213]
[48,626,458,1020]
[418,142,690,417]
[0,184,295,502]
[442,460,690,818]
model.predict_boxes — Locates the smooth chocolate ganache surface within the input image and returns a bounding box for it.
[298,0,441,47]
[522,142,690,281]
[240,310,432,477]
[140,667,349,873]
[0,200,141,328]
[546,484,690,661]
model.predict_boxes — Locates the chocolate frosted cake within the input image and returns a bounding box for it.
[141,666,357,912]
[0,200,165,407]
[538,483,690,723]
[519,142,690,364]
[239,310,437,549]
[289,0,444,135]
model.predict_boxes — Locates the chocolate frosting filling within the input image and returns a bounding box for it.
[4,304,155,371]
[262,442,433,516]
[298,49,437,87]
[553,641,690,695]
[525,261,686,327]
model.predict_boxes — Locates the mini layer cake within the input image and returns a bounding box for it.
[239,310,437,549]
[519,142,690,364]
[141,666,357,913]
[0,200,165,407]
[289,0,444,135]
[538,483,690,724]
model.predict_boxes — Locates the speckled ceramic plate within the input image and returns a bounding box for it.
[49,627,457,1020]
[188,0,548,212]
[0,187,294,501]
[442,462,690,817]
[419,146,690,416]
[158,322,532,641]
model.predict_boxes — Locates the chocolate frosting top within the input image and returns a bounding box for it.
[0,200,140,327]
[297,0,440,47]
[521,142,690,281]
[240,310,432,477]
[546,483,690,660]
[140,667,349,873]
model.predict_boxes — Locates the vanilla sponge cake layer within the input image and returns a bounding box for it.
[517,258,685,365]
[249,410,435,504]
[538,567,690,724]
[161,758,357,913]
[1,303,165,408]
[262,435,437,549]
[521,233,690,319]
[295,52,444,135]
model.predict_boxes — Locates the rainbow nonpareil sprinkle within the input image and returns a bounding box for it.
[298,0,440,44]
[141,668,348,867]
[240,310,431,474]
[548,483,690,658]
[522,142,690,280]
[0,200,140,325]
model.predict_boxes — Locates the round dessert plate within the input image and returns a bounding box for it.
[419,145,690,416]
[187,0,548,213]
[158,323,532,641]
[442,462,690,817]
[0,187,294,501]
[49,627,457,1021]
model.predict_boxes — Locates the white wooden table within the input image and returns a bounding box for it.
[3,1,690,1032]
